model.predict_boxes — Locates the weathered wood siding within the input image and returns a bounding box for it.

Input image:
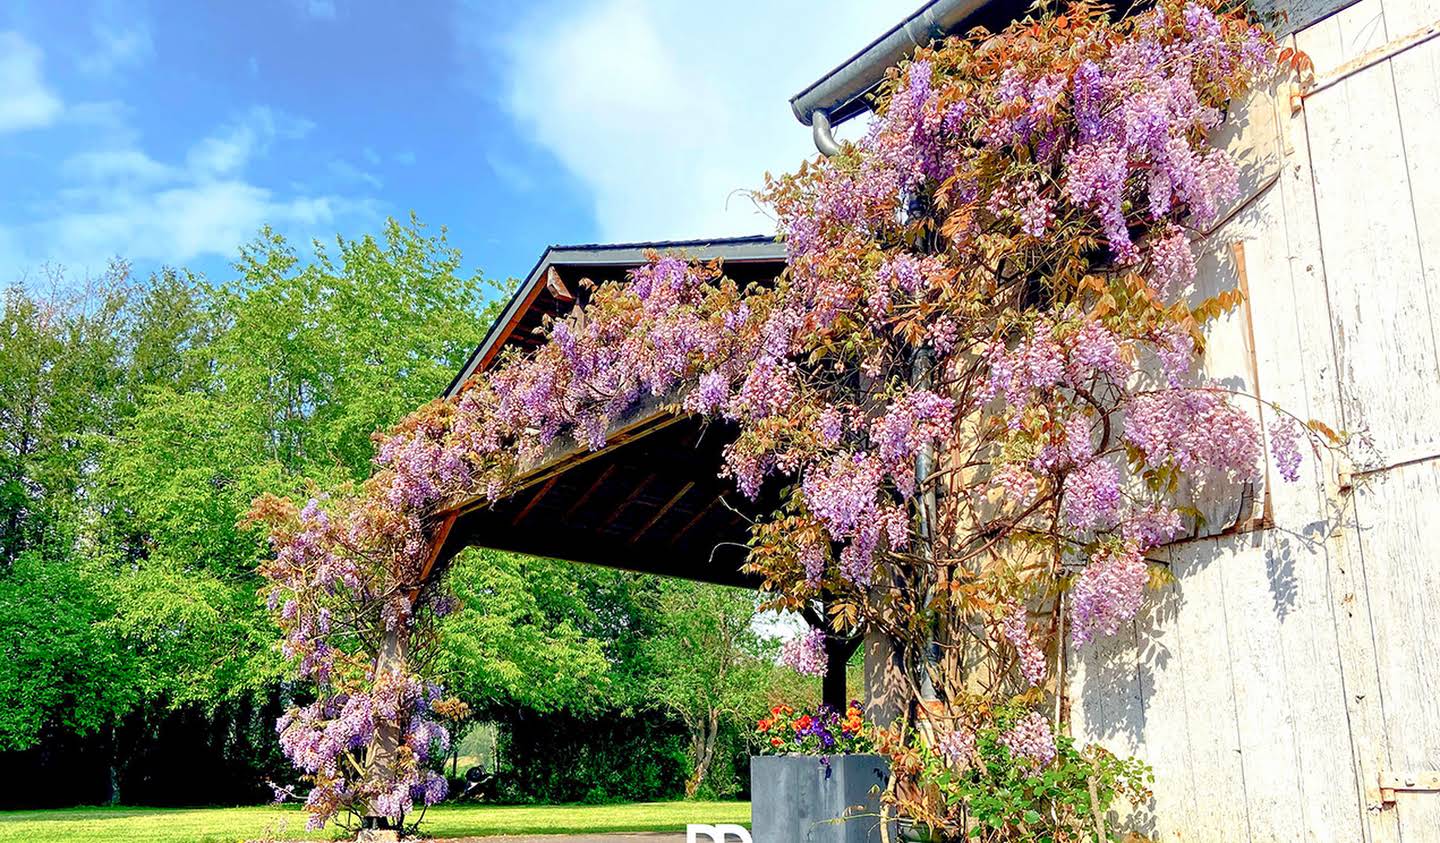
[1066,1,1440,839]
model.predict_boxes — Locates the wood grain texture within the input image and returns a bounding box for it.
[1343,460,1440,832]
[1068,4,1440,837]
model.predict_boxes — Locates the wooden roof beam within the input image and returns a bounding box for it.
[630,481,695,544]
[670,494,723,547]
[563,463,618,522]
[410,510,459,599]
[544,266,574,303]
[611,473,657,523]
[511,475,560,526]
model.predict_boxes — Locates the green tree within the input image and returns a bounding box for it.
[0,551,134,750]
[433,550,613,717]
[0,215,509,755]
[0,270,131,563]
[644,580,779,798]
[100,216,498,706]
[0,272,141,750]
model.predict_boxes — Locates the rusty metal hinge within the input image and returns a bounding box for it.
[1380,771,1440,805]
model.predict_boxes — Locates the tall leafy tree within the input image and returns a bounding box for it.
[0,269,137,750]
[644,580,780,797]
[102,216,498,706]
[433,550,613,718]
[2,215,511,753]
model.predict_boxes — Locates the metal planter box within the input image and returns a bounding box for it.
[749,754,889,843]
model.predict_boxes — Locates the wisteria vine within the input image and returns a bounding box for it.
[248,1,1329,835]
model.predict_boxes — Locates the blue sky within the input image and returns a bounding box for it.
[0,0,906,287]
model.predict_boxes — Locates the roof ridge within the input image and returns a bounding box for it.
[548,234,776,251]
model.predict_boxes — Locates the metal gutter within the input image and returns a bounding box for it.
[789,0,992,131]
[442,236,786,397]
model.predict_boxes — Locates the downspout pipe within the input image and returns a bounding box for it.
[811,109,842,157]
[791,0,991,156]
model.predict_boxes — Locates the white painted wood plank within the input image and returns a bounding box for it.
[1207,536,1306,842]
[1380,0,1440,37]
[1067,618,1145,759]
[1302,55,1438,457]
[1311,35,1440,843]
[1390,36,1440,393]
[1345,459,1440,833]
[1269,28,1399,841]
[1327,513,1401,840]
[1238,183,1343,528]
[1225,531,1365,841]
[1126,580,1198,841]
[1207,75,1286,230]
[1210,87,1369,841]
[1158,546,1253,840]
[1297,0,1392,76]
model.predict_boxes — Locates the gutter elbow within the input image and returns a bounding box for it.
[811,110,842,157]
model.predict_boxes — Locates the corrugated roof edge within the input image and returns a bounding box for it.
[441,235,786,397]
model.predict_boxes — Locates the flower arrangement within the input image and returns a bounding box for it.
[755,701,872,756]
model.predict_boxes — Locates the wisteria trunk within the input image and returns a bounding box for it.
[363,625,408,831]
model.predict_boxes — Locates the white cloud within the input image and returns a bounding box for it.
[300,0,337,20]
[4,104,377,276]
[78,21,154,75]
[61,148,175,186]
[489,0,908,242]
[51,180,352,266]
[328,158,383,190]
[187,106,314,178]
[0,31,63,133]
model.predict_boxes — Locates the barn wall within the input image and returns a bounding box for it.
[1066,1,1440,839]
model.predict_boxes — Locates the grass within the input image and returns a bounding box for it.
[0,801,751,842]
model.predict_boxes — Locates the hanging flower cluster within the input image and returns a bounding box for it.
[248,0,1333,834]
[779,627,829,677]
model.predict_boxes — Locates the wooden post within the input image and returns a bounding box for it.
[912,348,941,701]
[822,633,862,711]
[805,600,860,711]
[863,626,907,729]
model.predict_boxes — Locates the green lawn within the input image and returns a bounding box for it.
[0,801,751,842]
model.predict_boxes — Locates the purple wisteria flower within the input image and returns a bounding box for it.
[1001,711,1057,768]
[1069,542,1150,646]
[781,628,828,677]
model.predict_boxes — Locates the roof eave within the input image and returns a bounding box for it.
[443,236,786,398]
[789,0,993,128]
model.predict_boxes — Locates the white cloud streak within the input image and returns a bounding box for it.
[490,0,908,242]
[3,101,377,278]
[0,32,63,133]
[78,20,154,75]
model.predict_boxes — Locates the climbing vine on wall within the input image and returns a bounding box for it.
[248,0,1331,836]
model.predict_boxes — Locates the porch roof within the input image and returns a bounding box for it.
[430,236,788,588]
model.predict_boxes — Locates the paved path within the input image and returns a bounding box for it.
[443,834,687,843]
